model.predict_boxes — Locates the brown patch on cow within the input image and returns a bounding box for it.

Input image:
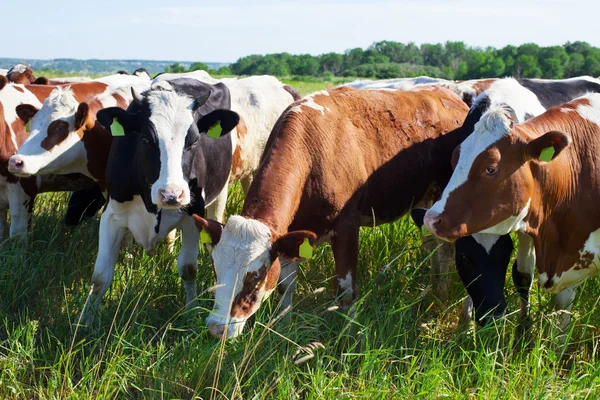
[0,75,7,91]
[69,82,108,102]
[113,93,128,109]
[13,86,24,93]
[0,102,17,181]
[472,79,497,96]
[82,120,113,190]
[41,120,70,150]
[27,84,59,103]
[230,260,282,319]
[574,251,595,270]
[7,66,35,84]
[230,117,248,180]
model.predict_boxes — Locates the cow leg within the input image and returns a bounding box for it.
[79,208,126,325]
[277,260,298,310]
[205,182,229,223]
[165,229,177,254]
[459,295,474,326]
[177,216,200,310]
[554,287,577,333]
[514,232,536,321]
[7,183,32,242]
[432,238,454,301]
[331,223,360,309]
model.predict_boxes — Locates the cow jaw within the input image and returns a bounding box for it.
[147,89,195,208]
[207,216,276,338]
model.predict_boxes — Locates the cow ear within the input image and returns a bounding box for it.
[272,230,318,260]
[75,102,90,129]
[96,107,138,136]
[190,90,211,111]
[410,208,427,229]
[192,214,223,246]
[197,109,240,138]
[525,131,571,162]
[33,77,49,85]
[0,75,7,90]
[16,104,39,124]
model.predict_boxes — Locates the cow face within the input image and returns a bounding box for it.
[9,87,90,177]
[194,215,316,338]
[424,107,570,241]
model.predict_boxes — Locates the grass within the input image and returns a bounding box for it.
[2,79,600,399]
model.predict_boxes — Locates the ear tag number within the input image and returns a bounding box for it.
[299,238,314,259]
[110,118,125,137]
[207,122,222,138]
[25,120,30,133]
[539,146,555,162]
[200,228,212,244]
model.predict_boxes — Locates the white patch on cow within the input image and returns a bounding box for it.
[207,215,273,338]
[471,233,500,254]
[13,87,89,176]
[290,90,330,115]
[337,271,353,300]
[576,93,600,127]
[345,76,450,91]
[429,78,546,215]
[8,64,27,74]
[478,198,531,235]
[146,87,196,206]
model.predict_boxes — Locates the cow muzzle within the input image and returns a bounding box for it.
[206,315,246,339]
[155,184,189,208]
[7,155,35,177]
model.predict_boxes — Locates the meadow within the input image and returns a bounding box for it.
[1,81,600,399]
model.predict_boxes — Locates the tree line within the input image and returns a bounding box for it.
[225,41,600,80]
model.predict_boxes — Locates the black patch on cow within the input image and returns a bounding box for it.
[64,185,106,226]
[518,78,600,109]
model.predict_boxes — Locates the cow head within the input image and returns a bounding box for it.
[424,106,570,241]
[194,215,317,338]
[9,87,93,177]
[6,64,35,84]
[97,79,239,210]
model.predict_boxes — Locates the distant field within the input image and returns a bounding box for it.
[1,73,600,399]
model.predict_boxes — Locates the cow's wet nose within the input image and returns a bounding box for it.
[158,187,185,206]
[423,211,442,233]
[208,324,225,338]
[8,156,25,174]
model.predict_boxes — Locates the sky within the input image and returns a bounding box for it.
[4,0,600,63]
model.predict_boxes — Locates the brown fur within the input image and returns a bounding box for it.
[231,117,248,181]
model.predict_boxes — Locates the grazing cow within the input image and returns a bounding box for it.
[425,91,600,330]
[416,77,600,325]
[194,86,469,338]
[6,64,150,86]
[73,78,240,323]
[0,76,100,240]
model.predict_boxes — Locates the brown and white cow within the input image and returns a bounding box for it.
[425,93,600,329]
[194,86,469,338]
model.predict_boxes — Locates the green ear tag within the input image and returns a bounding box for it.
[200,228,212,244]
[299,238,314,259]
[207,122,222,138]
[25,120,30,133]
[110,118,125,137]
[539,146,555,162]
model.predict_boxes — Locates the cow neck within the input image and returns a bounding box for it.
[82,116,113,192]
[241,138,312,236]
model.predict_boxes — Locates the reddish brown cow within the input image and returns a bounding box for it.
[425,93,600,329]
[194,86,469,338]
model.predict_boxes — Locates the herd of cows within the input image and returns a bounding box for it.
[1,63,600,339]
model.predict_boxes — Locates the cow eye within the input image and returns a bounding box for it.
[55,124,68,134]
[485,166,498,176]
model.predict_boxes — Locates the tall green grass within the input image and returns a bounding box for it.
[1,184,600,399]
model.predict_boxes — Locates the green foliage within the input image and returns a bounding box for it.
[230,40,600,80]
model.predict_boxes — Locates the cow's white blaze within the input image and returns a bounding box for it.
[290,90,330,115]
[147,86,195,206]
[208,215,273,337]
[428,78,546,216]
[14,87,88,176]
[576,93,600,127]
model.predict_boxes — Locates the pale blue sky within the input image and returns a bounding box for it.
[4,0,599,62]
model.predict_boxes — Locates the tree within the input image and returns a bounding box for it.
[515,55,541,78]
[189,62,209,72]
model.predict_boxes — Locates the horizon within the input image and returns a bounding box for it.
[3,0,600,63]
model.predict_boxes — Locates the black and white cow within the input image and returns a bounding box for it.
[79,78,239,322]
[417,76,600,325]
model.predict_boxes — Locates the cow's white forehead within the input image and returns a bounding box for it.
[212,216,272,271]
[43,87,79,116]
[146,88,194,139]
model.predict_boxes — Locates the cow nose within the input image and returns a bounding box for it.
[158,188,185,206]
[208,324,225,338]
[423,211,442,233]
[8,156,24,173]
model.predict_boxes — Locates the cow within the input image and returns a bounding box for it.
[413,76,600,325]
[424,90,600,330]
[0,76,101,240]
[344,76,454,90]
[193,86,469,338]
[71,78,240,324]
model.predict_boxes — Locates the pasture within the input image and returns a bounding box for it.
[1,82,600,400]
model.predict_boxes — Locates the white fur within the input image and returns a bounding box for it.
[146,86,195,207]
[471,233,500,254]
[207,215,273,337]
[8,64,27,74]
[345,76,451,90]
[290,90,330,115]
[337,271,353,300]
[576,93,600,127]
[428,78,546,217]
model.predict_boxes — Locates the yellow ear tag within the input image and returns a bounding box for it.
[25,120,30,133]
[110,118,125,137]
[299,238,314,259]
[200,228,212,244]
[207,122,222,138]
[539,146,555,162]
